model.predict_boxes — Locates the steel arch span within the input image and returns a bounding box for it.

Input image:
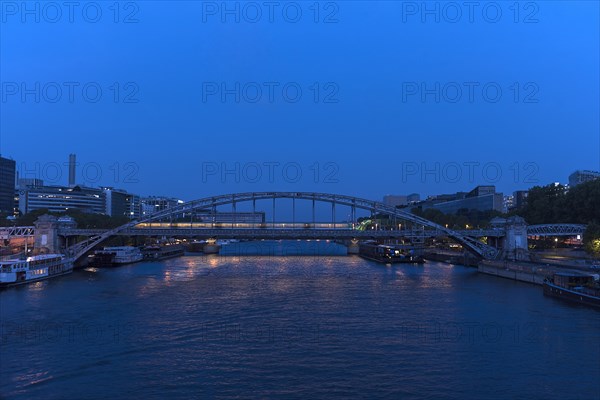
[66,192,499,261]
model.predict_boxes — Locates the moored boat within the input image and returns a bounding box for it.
[184,240,206,253]
[93,246,143,266]
[0,254,73,287]
[88,251,116,267]
[359,242,425,264]
[142,244,185,260]
[543,272,600,308]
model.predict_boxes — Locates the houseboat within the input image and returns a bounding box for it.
[92,246,143,267]
[359,242,425,264]
[0,254,73,287]
[543,272,600,308]
[142,244,185,260]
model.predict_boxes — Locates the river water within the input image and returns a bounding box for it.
[1,241,599,399]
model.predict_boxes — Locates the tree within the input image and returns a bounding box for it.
[6,209,130,229]
[518,180,600,225]
[584,223,600,256]
[519,183,568,224]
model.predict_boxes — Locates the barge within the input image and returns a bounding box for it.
[142,244,185,260]
[359,242,424,264]
[543,272,600,308]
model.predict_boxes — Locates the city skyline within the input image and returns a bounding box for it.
[6,150,597,223]
[1,2,598,202]
[3,152,596,201]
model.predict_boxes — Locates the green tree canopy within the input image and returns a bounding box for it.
[517,179,600,225]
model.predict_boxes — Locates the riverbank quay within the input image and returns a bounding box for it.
[478,260,597,285]
[423,249,480,267]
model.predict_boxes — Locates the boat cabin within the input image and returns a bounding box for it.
[553,272,595,288]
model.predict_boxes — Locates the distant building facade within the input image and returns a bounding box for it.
[568,170,600,187]
[141,196,184,217]
[503,190,529,212]
[513,190,529,209]
[383,193,420,207]
[420,185,504,214]
[103,187,141,219]
[18,185,106,214]
[0,157,16,215]
[503,195,514,213]
[12,154,145,219]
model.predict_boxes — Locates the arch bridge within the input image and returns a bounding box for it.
[64,192,499,261]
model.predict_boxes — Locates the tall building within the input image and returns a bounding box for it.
[103,187,141,219]
[513,190,529,209]
[18,185,106,215]
[503,195,514,213]
[68,154,77,187]
[0,156,16,215]
[141,196,184,216]
[568,170,600,187]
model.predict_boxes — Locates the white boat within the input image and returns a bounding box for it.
[0,254,73,287]
[94,246,143,265]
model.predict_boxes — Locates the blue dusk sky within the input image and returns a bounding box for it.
[0,1,598,202]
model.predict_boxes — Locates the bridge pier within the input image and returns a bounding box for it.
[347,239,360,254]
[494,216,530,261]
[33,215,62,254]
[203,239,220,254]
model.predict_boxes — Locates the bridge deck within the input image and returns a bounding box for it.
[58,227,505,238]
[60,228,441,239]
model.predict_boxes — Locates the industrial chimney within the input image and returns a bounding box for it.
[68,154,76,187]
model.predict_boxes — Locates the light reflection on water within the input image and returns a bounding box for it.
[0,241,599,399]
